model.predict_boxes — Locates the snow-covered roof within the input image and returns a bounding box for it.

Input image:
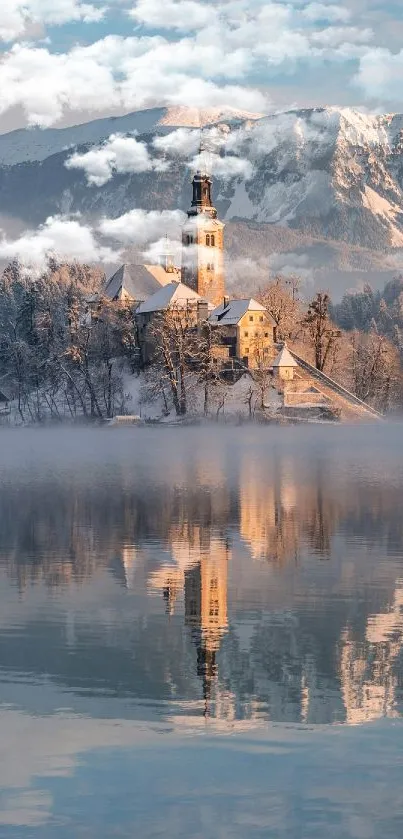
[136,281,201,314]
[209,298,276,326]
[272,345,298,368]
[104,264,166,301]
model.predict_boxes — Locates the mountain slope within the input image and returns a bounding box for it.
[221,108,403,249]
[0,105,261,166]
[0,105,403,295]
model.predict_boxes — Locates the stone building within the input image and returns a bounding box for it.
[272,344,298,383]
[181,171,225,308]
[136,280,203,364]
[208,298,277,368]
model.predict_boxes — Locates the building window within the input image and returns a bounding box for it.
[210,234,215,247]
[186,234,193,245]
[260,316,263,322]
[206,234,210,246]
[245,347,249,354]
[209,599,219,617]
[264,332,269,338]
[249,315,253,322]
[244,330,249,337]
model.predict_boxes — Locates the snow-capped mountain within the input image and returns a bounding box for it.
[0,105,261,166]
[1,105,403,278]
[223,107,403,250]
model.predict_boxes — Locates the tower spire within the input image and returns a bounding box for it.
[181,128,226,306]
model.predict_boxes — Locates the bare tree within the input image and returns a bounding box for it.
[257,275,302,342]
[303,292,341,372]
[144,304,198,416]
[349,328,402,411]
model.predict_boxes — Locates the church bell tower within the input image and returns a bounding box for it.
[181,166,225,308]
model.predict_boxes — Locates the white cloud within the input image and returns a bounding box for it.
[0,208,190,271]
[142,236,183,264]
[190,151,254,180]
[0,37,267,127]
[66,124,254,185]
[0,0,104,41]
[99,208,186,245]
[0,0,382,128]
[65,133,167,186]
[129,0,213,31]
[354,48,403,101]
[302,3,351,24]
[0,216,118,271]
[153,128,201,158]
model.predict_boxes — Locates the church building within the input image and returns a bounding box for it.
[104,162,278,369]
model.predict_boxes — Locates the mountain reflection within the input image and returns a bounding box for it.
[0,427,403,726]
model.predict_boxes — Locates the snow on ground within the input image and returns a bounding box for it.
[362,185,403,247]
[123,372,283,422]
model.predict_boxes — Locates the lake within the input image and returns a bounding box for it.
[0,425,403,837]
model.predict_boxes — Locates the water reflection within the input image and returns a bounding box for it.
[0,427,403,728]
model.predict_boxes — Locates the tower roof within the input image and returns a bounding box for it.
[187,171,217,219]
[272,344,298,368]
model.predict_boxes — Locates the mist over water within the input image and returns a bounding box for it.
[1,425,403,836]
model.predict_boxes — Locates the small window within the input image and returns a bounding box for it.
[264,332,269,338]
[206,234,210,246]
[260,316,263,322]
[244,330,249,337]
[186,234,193,245]
[209,600,219,617]
[249,315,253,322]
[245,347,249,354]
[210,234,215,247]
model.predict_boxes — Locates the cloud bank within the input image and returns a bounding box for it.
[0,0,104,41]
[0,209,186,270]
[0,0,397,129]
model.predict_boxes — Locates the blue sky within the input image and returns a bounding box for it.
[0,0,402,130]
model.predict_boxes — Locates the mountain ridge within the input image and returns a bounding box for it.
[0,104,403,295]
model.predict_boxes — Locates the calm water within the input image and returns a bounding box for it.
[1,426,403,837]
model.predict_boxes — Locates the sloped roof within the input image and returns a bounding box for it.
[104,264,171,301]
[136,281,201,314]
[272,345,298,368]
[209,298,276,326]
[143,264,180,286]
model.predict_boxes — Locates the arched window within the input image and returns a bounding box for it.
[206,234,210,247]
[210,234,215,247]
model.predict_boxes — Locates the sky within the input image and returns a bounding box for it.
[0,0,402,134]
